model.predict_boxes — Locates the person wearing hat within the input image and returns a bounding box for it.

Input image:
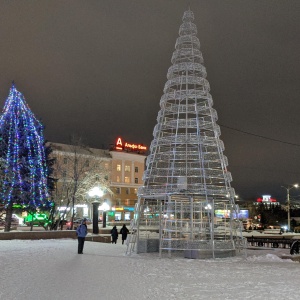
[111,225,118,244]
[76,218,88,254]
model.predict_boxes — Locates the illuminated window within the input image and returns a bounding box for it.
[116,176,120,182]
[105,163,108,169]
[135,178,138,184]
[117,164,121,171]
[135,166,138,173]
[134,188,137,194]
[125,177,130,183]
[125,165,130,172]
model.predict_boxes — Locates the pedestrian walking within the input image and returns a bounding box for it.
[76,218,88,254]
[111,225,118,244]
[120,224,129,245]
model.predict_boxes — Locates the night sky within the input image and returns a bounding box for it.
[0,0,300,201]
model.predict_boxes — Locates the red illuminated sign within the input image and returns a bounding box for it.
[257,195,277,203]
[116,137,123,150]
[114,137,147,153]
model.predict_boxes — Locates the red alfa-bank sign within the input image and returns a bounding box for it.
[115,137,147,152]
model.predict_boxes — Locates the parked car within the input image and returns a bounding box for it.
[51,219,70,230]
[74,218,92,225]
[0,217,19,227]
[65,218,92,229]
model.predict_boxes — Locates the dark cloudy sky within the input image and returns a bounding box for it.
[0,0,299,201]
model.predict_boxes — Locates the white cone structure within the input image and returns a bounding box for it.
[128,10,245,259]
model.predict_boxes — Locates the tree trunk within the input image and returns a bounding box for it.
[70,195,76,230]
[4,203,13,232]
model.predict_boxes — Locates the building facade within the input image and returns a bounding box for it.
[50,137,146,222]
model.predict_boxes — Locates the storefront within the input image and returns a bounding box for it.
[110,206,135,221]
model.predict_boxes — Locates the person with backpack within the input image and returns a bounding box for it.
[111,225,118,244]
[76,218,88,254]
[120,224,129,245]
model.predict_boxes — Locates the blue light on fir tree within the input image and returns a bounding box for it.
[0,82,49,210]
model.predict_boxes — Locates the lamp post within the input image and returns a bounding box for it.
[281,184,298,231]
[88,187,104,234]
[100,201,110,228]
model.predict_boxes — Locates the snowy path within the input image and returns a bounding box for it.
[0,239,299,300]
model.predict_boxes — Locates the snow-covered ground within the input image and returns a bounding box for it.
[0,239,299,300]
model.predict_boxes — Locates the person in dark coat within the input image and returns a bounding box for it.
[120,224,129,245]
[76,218,88,254]
[111,225,118,244]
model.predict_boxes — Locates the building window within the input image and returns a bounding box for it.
[125,177,130,183]
[105,163,108,169]
[135,166,138,173]
[85,160,89,167]
[117,164,121,171]
[95,175,99,181]
[134,188,137,194]
[63,157,68,164]
[116,176,120,182]
[125,165,130,172]
[63,170,66,178]
[116,187,120,194]
[135,178,138,184]
[126,188,130,195]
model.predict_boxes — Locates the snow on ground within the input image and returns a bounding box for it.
[0,239,300,300]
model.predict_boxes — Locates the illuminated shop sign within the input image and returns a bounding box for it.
[215,209,249,219]
[124,206,135,212]
[256,195,277,203]
[115,207,124,211]
[114,137,147,152]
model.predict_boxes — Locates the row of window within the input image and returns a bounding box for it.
[61,172,108,181]
[61,171,138,184]
[63,157,109,169]
[115,199,136,206]
[116,176,138,184]
[117,165,139,173]
[115,187,138,195]
[62,158,139,173]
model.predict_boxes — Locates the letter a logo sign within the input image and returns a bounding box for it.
[116,137,123,147]
[116,137,123,150]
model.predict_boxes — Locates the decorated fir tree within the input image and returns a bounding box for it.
[0,83,49,231]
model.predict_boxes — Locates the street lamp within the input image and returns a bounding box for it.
[281,184,298,231]
[99,201,110,228]
[88,187,104,234]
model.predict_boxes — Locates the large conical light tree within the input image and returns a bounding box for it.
[131,10,244,258]
[0,83,49,231]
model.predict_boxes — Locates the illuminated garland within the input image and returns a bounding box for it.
[0,83,49,208]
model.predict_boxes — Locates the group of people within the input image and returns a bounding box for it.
[110,224,129,244]
[76,219,129,254]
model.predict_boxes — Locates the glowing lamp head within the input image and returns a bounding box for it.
[99,201,110,211]
[88,187,104,198]
[205,204,212,210]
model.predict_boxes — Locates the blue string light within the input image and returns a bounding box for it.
[0,83,49,209]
